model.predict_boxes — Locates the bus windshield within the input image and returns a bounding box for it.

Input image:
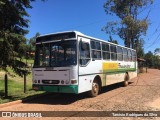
[34,40,77,67]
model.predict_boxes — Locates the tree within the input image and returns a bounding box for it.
[108,36,118,44]
[144,51,160,69]
[27,32,40,59]
[154,48,160,55]
[0,0,44,97]
[136,38,145,58]
[145,51,153,68]
[103,0,153,49]
[152,55,160,69]
[29,32,40,47]
[0,0,34,76]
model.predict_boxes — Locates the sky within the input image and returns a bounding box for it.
[26,0,160,53]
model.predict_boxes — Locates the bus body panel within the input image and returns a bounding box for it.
[77,36,98,93]
[78,60,103,93]
[33,70,70,81]
[32,66,79,93]
[77,35,137,93]
[101,61,137,86]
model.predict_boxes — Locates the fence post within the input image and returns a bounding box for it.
[4,73,8,98]
[146,62,147,73]
[24,73,26,93]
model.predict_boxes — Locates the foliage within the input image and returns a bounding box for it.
[154,48,160,55]
[108,36,118,44]
[0,0,36,76]
[136,38,145,58]
[103,0,153,49]
[137,47,145,58]
[144,51,160,69]
[26,32,40,59]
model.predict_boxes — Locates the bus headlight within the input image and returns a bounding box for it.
[71,79,77,84]
[65,80,69,84]
[61,80,64,84]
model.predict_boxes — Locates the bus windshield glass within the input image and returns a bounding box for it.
[34,40,77,67]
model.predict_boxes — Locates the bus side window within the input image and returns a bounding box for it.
[102,43,110,60]
[110,45,117,61]
[117,46,123,61]
[91,41,101,60]
[79,41,91,66]
[132,50,136,62]
[128,50,132,61]
[123,48,128,61]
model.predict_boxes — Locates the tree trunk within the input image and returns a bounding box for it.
[127,38,130,48]
[131,38,134,49]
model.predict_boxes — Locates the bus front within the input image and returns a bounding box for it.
[32,32,78,94]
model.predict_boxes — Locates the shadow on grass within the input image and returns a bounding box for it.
[0,89,44,104]
[0,94,20,103]
[22,81,134,105]
[0,90,4,96]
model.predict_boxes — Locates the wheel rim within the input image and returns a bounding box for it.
[92,82,99,94]
[124,81,128,86]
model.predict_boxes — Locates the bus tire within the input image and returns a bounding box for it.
[123,73,129,87]
[88,79,100,97]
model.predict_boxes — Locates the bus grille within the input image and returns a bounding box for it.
[42,80,60,84]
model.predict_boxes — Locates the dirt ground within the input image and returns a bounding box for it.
[0,69,160,120]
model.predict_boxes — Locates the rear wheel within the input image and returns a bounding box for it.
[88,80,100,97]
[123,80,128,87]
[123,73,129,87]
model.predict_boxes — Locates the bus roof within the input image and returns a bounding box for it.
[38,31,136,51]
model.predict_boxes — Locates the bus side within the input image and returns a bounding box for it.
[77,35,137,95]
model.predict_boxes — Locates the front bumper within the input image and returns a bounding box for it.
[32,84,78,94]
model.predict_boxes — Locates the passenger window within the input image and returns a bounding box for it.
[91,41,96,49]
[102,43,110,51]
[132,50,137,62]
[123,48,128,61]
[96,42,101,50]
[102,43,110,60]
[91,40,101,59]
[117,46,123,61]
[110,45,117,60]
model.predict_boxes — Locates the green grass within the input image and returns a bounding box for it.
[0,80,27,96]
[0,59,45,104]
[0,79,44,104]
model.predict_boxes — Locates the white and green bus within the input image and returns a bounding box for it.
[32,31,137,97]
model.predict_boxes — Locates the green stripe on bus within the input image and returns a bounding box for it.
[33,84,78,94]
[79,68,136,76]
[103,68,136,74]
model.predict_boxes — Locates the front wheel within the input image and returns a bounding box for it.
[88,80,100,97]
